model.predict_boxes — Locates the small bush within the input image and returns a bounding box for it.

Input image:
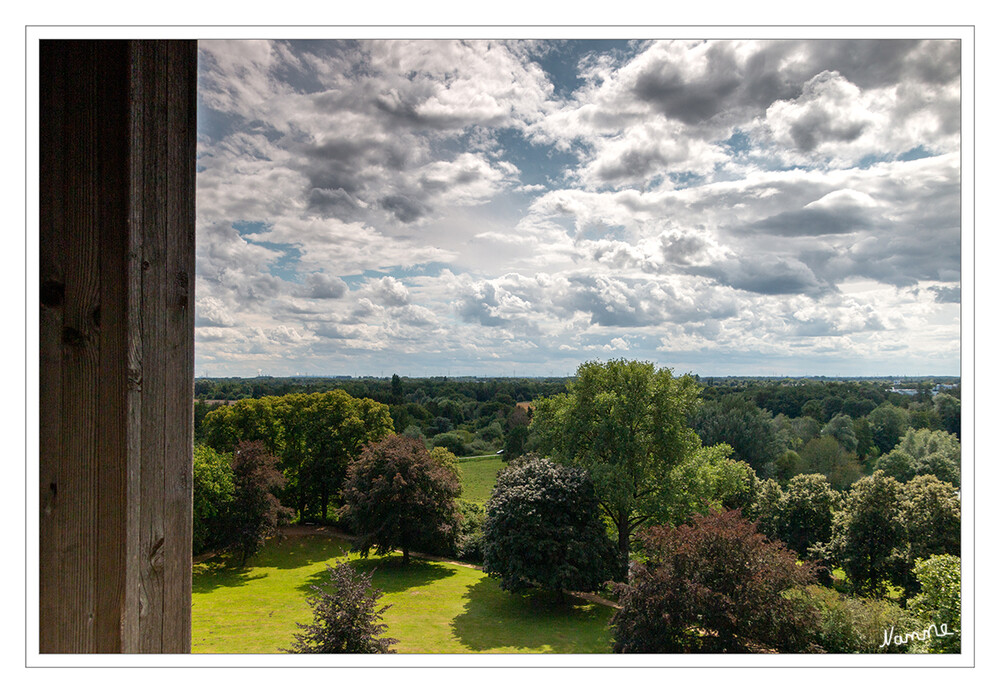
[284,559,397,654]
[788,584,916,653]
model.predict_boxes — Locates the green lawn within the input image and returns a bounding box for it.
[457,454,506,504]
[192,532,614,654]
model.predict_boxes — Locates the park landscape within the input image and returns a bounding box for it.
[188,38,964,656]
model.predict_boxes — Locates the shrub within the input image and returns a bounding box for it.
[284,559,397,654]
[788,584,916,653]
[908,554,961,653]
[610,509,818,653]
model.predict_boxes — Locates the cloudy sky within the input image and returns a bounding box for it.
[194,38,962,378]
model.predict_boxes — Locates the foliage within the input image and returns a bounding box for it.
[193,444,235,555]
[453,500,486,563]
[877,428,961,487]
[502,406,531,461]
[482,455,618,592]
[797,435,863,490]
[782,474,841,557]
[531,359,701,563]
[229,441,292,565]
[933,393,961,437]
[898,475,961,598]
[609,509,817,653]
[829,471,907,598]
[908,554,961,653]
[868,402,911,454]
[343,434,460,564]
[201,390,393,519]
[749,477,786,540]
[787,584,916,653]
[689,395,783,478]
[821,414,858,453]
[657,443,758,525]
[284,559,397,653]
[429,446,462,484]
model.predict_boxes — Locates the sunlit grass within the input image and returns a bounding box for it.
[192,532,614,654]
[456,455,506,504]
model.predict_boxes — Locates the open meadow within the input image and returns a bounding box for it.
[191,530,614,654]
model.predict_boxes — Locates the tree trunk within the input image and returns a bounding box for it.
[617,512,630,567]
[402,546,410,565]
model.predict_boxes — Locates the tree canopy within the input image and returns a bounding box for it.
[530,359,701,563]
[610,509,817,653]
[343,434,460,564]
[482,455,618,592]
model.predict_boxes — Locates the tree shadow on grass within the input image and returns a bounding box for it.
[295,555,458,597]
[193,535,352,593]
[450,577,613,653]
[192,556,267,594]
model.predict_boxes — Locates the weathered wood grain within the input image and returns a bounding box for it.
[39,40,196,654]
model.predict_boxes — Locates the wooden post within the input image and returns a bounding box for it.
[39,40,197,653]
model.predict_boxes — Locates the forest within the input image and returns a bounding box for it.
[191,362,961,654]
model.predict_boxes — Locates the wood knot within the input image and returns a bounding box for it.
[61,325,86,347]
[40,280,64,308]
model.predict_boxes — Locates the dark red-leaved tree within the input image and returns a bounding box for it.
[230,440,292,565]
[610,509,818,653]
[343,434,460,565]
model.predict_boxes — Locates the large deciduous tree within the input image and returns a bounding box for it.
[343,434,460,564]
[829,471,907,598]
[531,359,701,564]
[192,444,235,555]
[610,509,817,653]
[482,455,618,592]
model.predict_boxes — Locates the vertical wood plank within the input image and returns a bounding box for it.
[134,40,167,653]
[162,40,197,653]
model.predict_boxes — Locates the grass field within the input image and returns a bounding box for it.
[456,454,506,504]
[192,532,614,654]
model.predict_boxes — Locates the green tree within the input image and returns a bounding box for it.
[821,414,858,453]
[192,444,235,555]
[797,436,863,490]
[875,429,960,487]
[482,455,618,592]
[829,471,906,598]
[343,434,460,564]
[657,443,758,525]
[284,559,398,654]
[869,402,911,454]
[690,395,783,478]
[898,475,961,598]
[908,554,961,653]
[531,359,701,564]
[782,474,841,557]
[610,510,817,653]
[933,392,961,437]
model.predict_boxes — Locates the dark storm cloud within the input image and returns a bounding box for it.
[743,206,879,237]
[627,39,959,128]
[931,285,961,304]
[380,194,430,223]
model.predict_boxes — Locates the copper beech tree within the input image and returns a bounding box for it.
[343,434,460,564]
[610,509,818,653]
